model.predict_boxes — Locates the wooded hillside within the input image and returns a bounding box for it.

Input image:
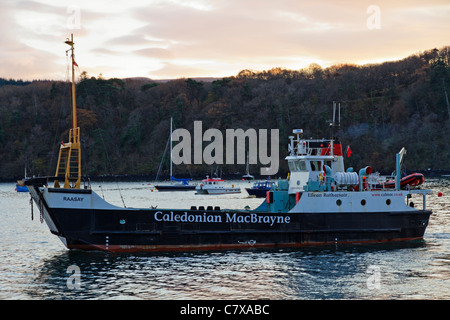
[0,47,449,180]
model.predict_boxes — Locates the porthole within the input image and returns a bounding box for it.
[336,199,342,206]
[361,199,366,206]
[386,199,391,205]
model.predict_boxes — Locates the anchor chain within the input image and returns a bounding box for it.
[30,196,33,221]
[38,198,44,224]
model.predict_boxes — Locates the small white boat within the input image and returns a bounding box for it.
[196,176,241,194]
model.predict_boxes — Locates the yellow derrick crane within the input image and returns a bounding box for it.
[55,34,81,189]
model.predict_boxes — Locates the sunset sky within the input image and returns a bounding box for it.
[1,0,448,81]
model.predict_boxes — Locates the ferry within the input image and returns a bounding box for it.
[23,35,432,252]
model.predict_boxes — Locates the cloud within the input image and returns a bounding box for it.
[0,1,61,79]
[129,0,449,75]
[105,34,156,47]
[130,1,329,71]
[149,61,218,79]
[134,47,173,59]
[0,0,449,80]
[0,0,99,80]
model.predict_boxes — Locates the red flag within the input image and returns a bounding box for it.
[346,145,351,158]
[73,61,78,67]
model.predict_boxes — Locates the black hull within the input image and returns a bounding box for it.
[38,202,431,253]
[246,188,270,198]
[155,185,195,191]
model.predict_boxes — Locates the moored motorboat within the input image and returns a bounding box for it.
[15,183,28,192]
[245,179,275,197]
[195,176,241,194]
[16,167,29,192]
[382,173,425,189]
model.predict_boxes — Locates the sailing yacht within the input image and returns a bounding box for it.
[155,117,195,191]
[242,152,254,180]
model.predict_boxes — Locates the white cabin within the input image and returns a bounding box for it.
[286,129,348,194]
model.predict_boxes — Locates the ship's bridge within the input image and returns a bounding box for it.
[286,129,345,194]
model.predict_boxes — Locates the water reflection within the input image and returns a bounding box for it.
[1,179,449,300]
[28,240,445,300]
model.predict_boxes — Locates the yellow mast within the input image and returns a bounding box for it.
[55,34,81,189]
[66,34,77,133]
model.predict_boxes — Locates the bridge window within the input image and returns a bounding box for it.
[296,160,307,171]
[289,160,307,172]
[309,161,322,171]
[288,161,295,172]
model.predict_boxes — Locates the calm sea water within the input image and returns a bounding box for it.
[0,179,448,300]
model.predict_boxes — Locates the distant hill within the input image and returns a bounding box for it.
[0,78,32,87]
[124,76,221,83]
[0,46,448,180]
